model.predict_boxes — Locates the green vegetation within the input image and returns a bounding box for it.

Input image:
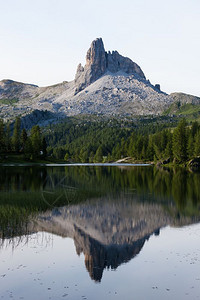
[0,117,47,161]
[0,165,200,239]
[0,98,19,105]
[178,103,200,115]
[12,116,21,152]
[0,114,200,166]
[44,116,200,165]
[163,102,200,122]
[43,115,176,162]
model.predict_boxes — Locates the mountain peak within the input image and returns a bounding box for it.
[0,38,176,123]
[86,38,105,67]
[75,38,145,94]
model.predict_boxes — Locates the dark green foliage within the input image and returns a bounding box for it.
[194,130,200,156]
[187,134,194,158]
[0,119,5,153]
[52,147,66,160]
[42,137,47,158]
[24,138,33,160]
[0,115,199,164]
[1,166,200,239]
[30,125,42,158]
[0,117,46,161]
[94,146,103,162]
[5,123,11,152]
[191,121,199,137]
[164,131,173,158]
[12,117,21,152]
[43,116,200,163]
[172,119,187,162]
[44,115,178,161]
[21,128,28,151]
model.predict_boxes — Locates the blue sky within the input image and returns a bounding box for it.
[0,0,200,96]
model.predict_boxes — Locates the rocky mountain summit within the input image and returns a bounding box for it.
[0,38,199,124]
[74,38,145,94]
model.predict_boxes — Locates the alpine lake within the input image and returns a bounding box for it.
[0,164,200,300]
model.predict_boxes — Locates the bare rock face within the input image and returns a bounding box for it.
[75,38,107,94]
[85,38,107,72]
[75,38,145,94]
[0,79,38,99]
[155,84,161,91]
[170,92,200,105]
[106,50,145,78]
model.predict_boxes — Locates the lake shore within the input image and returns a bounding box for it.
[0,154,200,170]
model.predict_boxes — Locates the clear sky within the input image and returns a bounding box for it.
[0,0,200,96]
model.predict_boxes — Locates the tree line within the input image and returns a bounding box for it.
[45,117,200,163]
[0,117,47,160]
[1,116,199,163]
[110,119,200,163]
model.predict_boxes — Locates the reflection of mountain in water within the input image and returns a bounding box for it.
[1,166,200,281]
[75,226,148,282]
[32,197,197,282]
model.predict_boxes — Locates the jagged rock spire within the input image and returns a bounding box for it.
[86,38,106,72]
[75,38,145,94]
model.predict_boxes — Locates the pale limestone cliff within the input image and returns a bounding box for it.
[74,38,145,94]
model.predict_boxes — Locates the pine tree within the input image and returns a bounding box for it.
[146,136,154,161]
[165,131,173,158]
[89,151,95,163]
[187,133,194,158]
[112,144,121,160]
[21,128,28,152]
[24,138,33,160]
[94,145,103,162]
[5,122,11,152]
[30,125,42,157]
[194,131,200,156]
[135,135,143,159]
[120,138,126,158]
[160,130,168,152]
[127,133,135,157]
[12,117,21,152]
[172,119,187,162]
[42,137,47,158]
[0,119,5,153]
[79,148,89,162]
[191,121,199,137]
[64,151,69,161]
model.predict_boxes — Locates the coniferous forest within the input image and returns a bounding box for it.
[44,117,200,164]
[0,117,47,161]
[0,115,200,164]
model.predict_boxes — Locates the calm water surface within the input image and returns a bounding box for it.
[0,165,200,299]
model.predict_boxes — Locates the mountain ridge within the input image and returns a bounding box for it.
[0,38,199,124]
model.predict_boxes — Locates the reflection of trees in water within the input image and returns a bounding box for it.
[0,167,48,192]
[0,206,31,240]
[0,231,53,251]
[63,166,200,211]
[1,166,200,209]
[0,166,200,241]
[1,164,200,283]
